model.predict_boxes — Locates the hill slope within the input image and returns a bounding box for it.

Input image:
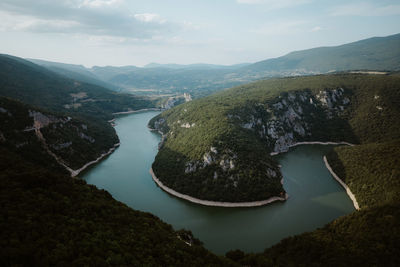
[0,54,159,174]
[244,33,400,75]
[0,54,157,121]
[24,34,400,99]
[149,73,400,203]
[0,145,234,266]
[28,58,121,91]
[151,72,400,265]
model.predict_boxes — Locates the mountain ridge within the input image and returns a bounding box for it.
[23,33,400,99]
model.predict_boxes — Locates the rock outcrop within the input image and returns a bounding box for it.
[229,88,351,153]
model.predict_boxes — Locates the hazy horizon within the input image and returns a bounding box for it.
[1,0,400,67]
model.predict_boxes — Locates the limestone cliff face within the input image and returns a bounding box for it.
[149,86,352,202]
[230,88,351,154]
[149,109,284,201]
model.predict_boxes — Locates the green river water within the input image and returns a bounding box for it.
[83,111,355,255]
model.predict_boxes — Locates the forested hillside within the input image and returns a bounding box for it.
[0,54,160,174]
[28,33,400,99]
[149,73,400,203]
[243,33,400,75]
[148,71,400,265]
[1,66,399,265]
[0,54,157,122]
[0,146,234,266]
[0,97,118,172]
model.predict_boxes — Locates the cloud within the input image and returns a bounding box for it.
[79,0,123,8]
[236,0,312,9]
[134,13,166,24]
[0,0,177,39]
[252,20,308,35]
[331,2,400,16]
[310,26,322,32]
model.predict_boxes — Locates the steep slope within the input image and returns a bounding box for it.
[149,73,400,203]
[229,202,400,266]
[28,58,121,91]
[244,33,400,75]
[0,54,156,121]
[0,97,118,174]
[95,33,400,98]
[0,146,235,266]
[24,34,399,100]
[0,54,159,175]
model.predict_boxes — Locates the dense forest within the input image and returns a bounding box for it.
[0,147,235,266]
[0,97,119,171]
[0,57,235,266]
[0,54,161,173]
[149,73,400,203]
[0,54,157,122]
[1,50,400,265]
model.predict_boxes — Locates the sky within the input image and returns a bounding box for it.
[1,0,399,67]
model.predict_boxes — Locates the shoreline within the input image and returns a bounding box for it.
[323,156,360,210]
[68,110,160,177]
[270,141,354,156]
[149,168,288,208]
[112,108,163,115]
[70,143,120,177]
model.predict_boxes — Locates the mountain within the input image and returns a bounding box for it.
[243,33,400,75]
[1,52,399,264]
[0,54,157,121]
[0,54,159,176]
[144,62,251,70]
[28,58,121,91]
[24,34,400,100]
[150,72,400,264]
[0,97,118,174]
[149,73,400,203]
[0,126,233,266]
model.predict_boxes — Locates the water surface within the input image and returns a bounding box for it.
[83,111,355,254]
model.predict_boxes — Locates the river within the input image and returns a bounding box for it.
[82,111,355,255]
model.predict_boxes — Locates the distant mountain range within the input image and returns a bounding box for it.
[244,33,400,74]
[143,62,251,70]
[0,54,156,121]
[27,33,400,98]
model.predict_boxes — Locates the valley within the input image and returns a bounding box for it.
[1,32,399,266]
[81,111,355,254]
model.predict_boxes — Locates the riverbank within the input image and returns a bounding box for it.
[323,156,360,210]
[149,168,288,207]
[270,141,354,156]
[113,108,163,115]
[70,143,120,177]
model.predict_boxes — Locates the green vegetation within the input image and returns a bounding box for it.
[0,147,234,266]
[245,33,400,74]
[0,54,160,172]
[0,97,118,171]
[150,73,400,202]
[29,34,400,100]
[2,42,400,265]
[229,202,400,266]
[28,58,121,92]
[211,72,400,265]
[0,54,157,122]
[0,58,235,266]
[327,141,400,209]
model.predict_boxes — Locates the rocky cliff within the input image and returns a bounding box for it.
[148,74,390,203]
